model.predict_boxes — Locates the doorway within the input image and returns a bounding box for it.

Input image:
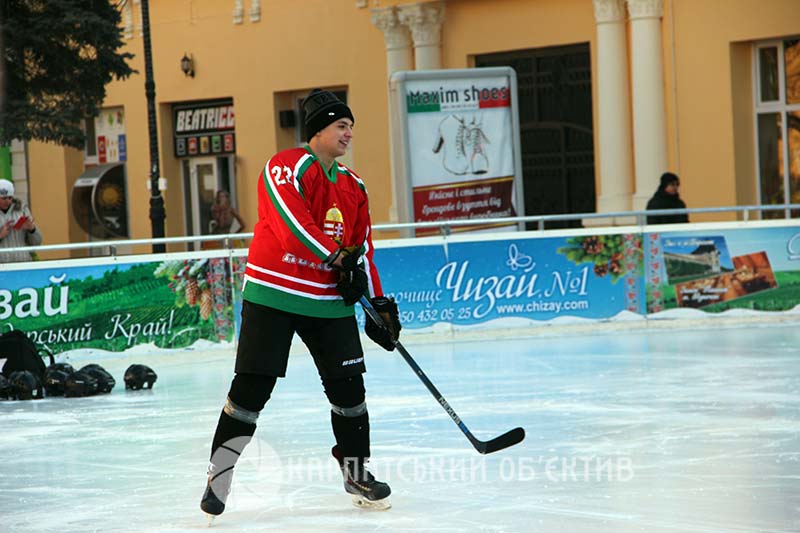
[182,155,236,237]
[476,43,596,228]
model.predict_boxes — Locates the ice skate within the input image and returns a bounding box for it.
[200,464,233,524]
[331,445,391,510]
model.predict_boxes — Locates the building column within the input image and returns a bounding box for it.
[233,0,244,24]
[372,7,414,76]
[397,1,445,71]
[372,7,414,222]
[593,0,634,219]
[627,0,668,210]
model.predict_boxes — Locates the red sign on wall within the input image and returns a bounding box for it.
[412,176,517,236]
[97,136,107,164]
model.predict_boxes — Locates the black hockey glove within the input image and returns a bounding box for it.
[327,247,368,306]
[337,263,368,306]
[365,296,401,351]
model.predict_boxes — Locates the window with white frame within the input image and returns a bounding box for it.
[754,38,800,217]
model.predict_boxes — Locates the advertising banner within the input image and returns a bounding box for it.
[0,254,235,353]
[396,68,523,235]
[360,232,644,330]
[646,224,800,313]
[2,222,798,356]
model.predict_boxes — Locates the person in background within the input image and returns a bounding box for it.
[646,172,689,225]
[0,179,42,262]
[209,190,246,234]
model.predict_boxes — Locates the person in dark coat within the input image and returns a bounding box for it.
[646,172,689,224]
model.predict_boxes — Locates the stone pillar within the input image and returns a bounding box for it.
[593,0,634,218]
[249,0,261,22]
[372,7,414,76]
[232,0,244,24]
[134,0,142,36]
[397,1,445,71]
[627,0,668,210]
[372,7,414,222]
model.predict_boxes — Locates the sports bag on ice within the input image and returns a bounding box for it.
[0,330,53,383]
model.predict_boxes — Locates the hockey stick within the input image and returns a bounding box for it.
[360,296,525,455]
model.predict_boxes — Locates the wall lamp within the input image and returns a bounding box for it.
[181,53,195,78]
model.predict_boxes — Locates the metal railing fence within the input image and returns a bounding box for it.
[1,203,798,260]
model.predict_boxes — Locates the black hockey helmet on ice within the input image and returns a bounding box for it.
[43,367,71,397]
[124,364,157,390]
[0,373,11,399]
[9,370,44,400]
[64,370,99,398]
[48,362,75,374]
[44,362,75,396]
[79,364,116,394]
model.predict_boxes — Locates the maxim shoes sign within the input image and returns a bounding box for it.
[391,68,524,236]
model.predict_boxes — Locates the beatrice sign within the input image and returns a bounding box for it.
[173,98,237,158]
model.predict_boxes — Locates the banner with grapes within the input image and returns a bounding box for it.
[0,252,235,353]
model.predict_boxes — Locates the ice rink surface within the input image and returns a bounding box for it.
[2,320,800,532]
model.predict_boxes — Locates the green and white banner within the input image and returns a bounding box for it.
[0,253,235,353]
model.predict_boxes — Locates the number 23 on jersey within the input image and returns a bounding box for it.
[271,165,292,186]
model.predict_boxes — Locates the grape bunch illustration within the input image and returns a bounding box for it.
[557,234,642,283]
[154,259,213,320]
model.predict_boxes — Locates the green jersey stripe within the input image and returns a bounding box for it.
[243,278,355,319]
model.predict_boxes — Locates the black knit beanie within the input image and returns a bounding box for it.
[303,89,354,142]
[659,172,679,188]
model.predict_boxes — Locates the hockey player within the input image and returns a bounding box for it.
[201,89,401,518]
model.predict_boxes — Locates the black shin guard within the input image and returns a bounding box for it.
[210,410,257,463]
[209,373,277,464]
[331,410,370,459]
[203,374,276,516]
[324,374,370,460]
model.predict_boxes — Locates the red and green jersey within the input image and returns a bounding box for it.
[242,146,384,318]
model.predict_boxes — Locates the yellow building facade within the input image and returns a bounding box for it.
[12,0,800,257]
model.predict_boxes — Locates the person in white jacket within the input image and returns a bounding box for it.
[0,179,42,262]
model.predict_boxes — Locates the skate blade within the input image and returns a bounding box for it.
[350,494,391,510]
[206,513,217,526]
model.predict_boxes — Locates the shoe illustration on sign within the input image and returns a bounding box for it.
[432,114,491,176]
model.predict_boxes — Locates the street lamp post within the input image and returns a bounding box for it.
[140,0,166,253]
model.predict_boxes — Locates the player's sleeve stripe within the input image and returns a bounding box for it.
[246,262,336,288]
[293,154,315,199]
[263,158,333,260]
[341,166,366,192]
[362,226,377,296]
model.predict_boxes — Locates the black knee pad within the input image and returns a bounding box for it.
[322,374,365,409]
[228,373,277,413]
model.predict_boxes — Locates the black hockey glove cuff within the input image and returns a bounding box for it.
[365,296,401,351]
[326,247,368,306]
[336,263,368,306]
[325,246,362,273]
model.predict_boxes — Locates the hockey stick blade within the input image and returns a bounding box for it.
[360,296,526,455]
[471,426,526,455]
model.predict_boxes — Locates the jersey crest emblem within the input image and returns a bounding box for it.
[324,204,345,244]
